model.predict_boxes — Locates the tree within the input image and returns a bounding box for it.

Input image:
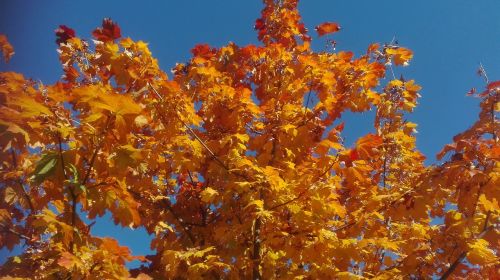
[0,0,498,279]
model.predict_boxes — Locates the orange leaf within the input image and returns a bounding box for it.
[385,47,413,66]
[57,252,79,269]
[315,22,341,37]
[354,134,383,159]
[0,34,14,62]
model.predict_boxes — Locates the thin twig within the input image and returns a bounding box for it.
[69,115,111,252]
[57,133,68,180]
[148,83,252,183]
[164,202,196,245]
[1,226,32,242]
[268,155,337,211]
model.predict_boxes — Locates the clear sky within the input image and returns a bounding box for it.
[1,0,499,267]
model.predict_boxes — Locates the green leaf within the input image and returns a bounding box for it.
[32,153,58,183]
[67,163,79,183]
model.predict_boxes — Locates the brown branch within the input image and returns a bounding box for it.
[439,251,466,280]
[252,215,262,280]
[69,115,111,253]
[86,181,109,190]
[80,115,112,188]
[1,226,32,242]
[439,219,495,279]
[57,133,68,180]
[163,202,196,245]
[252,134,279,280]
[268,190,306,211]
[187,169,195,184]
[483,211,491,231]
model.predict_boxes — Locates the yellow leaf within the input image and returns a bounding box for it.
[155,221,174,234]
[385,47,413,66]
[111,144,143,169]
[263,166,286,191]
[200,187,218,203]
[245,200,264,211]
[479,194,499,212]
[9,95,52,117]
[134,115,148,128]
[467,239,497,265]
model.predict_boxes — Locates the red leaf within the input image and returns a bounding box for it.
[191,44,215,59]
[55,25,75,45]
[254,19,265,30]
[334,122,345,133]
[315,22,341,37]
[92,18,121,42]
[349,149,359,161]
[0,34,15,62]
[466,88,476,96]
[487,80,500,91]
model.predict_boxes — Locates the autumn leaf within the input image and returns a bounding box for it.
[57,252,80,269]
[467,239,498,265]
[315,22,341,37]
[55,25,76,45]
[200,187,218,203]
[92,18,121,41]
[0,2,498,279]
[31,152,59,183]
[353,133,383,159]
[0,34,14,62]
[385,46,413,66]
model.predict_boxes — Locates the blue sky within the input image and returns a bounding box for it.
[1,0,499,267]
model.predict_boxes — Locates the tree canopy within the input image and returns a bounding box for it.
[0,0,498,279]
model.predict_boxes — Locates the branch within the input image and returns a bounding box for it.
[69,115,111,253]
[268,190,306,211]
[163,201,196,245]
[149,83,229,169]
[252,215,262,280]
[439,251,466,280]
[439,218,495,280]
[1,226,32,242]
[148,83,251,182]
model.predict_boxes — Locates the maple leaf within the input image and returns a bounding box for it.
[385,46,413,66]
[0,34,14,62]
[200,187,218,203]
[315,22,341,37]
[92,18,121,41]
[1,1,498,280]
[55,25,76,45]
[467,239,498,265]
[57,252,80,269]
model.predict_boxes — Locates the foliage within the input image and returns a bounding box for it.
[0,0,498,279]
